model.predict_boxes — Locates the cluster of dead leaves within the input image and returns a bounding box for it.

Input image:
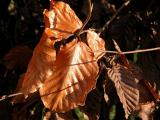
[12,0,105,113]
[9,1,159,119]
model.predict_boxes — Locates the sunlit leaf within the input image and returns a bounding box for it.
[17,31,57,94]
[39,38,99,112]
[87,30,105,60]
[13,1,105,113]
[15,1,83,95]
[44,1,82,39]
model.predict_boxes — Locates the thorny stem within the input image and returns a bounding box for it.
[98,0,132,34]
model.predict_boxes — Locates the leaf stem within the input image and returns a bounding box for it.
[0,92,23,101]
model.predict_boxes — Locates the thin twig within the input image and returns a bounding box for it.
[98,0,131,34]
[76,0,93,36]
[93,47,160,55]
[121,47,160,54]
[0,92,23,101]
[112,39,130,67]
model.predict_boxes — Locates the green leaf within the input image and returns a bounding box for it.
[109,105,116,120]
[74,108,85,120]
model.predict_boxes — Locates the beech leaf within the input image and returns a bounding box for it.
[13,1,105,113]
[39,38,99,112]
[15,1,83,94]
[87,30,106,60]
[107,64,139,118]
[17,31,57,94]
[44,1,83,39]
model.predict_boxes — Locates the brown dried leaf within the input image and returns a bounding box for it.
[39,38,99,112]
[14,1,83,94]
[13,1,105,113]
[3,46,32,70]
[17,30,56,94]
[107,64,139,118]
[44,1,82,39]
[87,30,106,60]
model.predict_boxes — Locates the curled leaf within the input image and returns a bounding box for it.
[107,64,139,118]
[44,1,83,39]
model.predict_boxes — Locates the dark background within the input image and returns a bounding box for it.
[0,0,160,119]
